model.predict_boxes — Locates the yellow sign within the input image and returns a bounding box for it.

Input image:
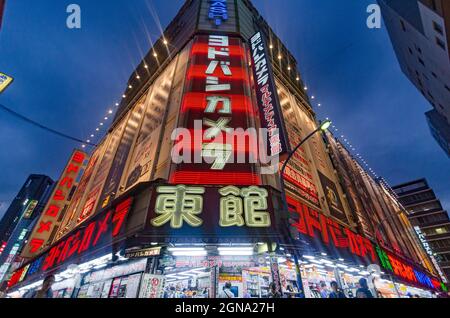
[0,72,13,93]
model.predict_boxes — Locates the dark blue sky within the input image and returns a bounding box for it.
[0,0,449,218]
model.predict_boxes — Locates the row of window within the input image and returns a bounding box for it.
[423,225,450,236]
[430,238,450,250]
[416,213,449,225]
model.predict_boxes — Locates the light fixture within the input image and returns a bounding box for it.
[144,64,148,69]
[163,39,168,45]
[81,145,86,148]
[218,247,253,256]
[304,86,308,90]
[321,253,327,256]
[96,128,99,131]
[320,120,332,131]
[128,85,132,89]
[303,255,315,260]
[108,110,113,114]
[136,75,140,79]
[278,55,282,60]
[311,95,315,99]
[115,103,119,106]
[87,140,90,143]
[100,123,103,126]
[288,66,291,71]
[122,94,126,98]
[296,77,300,81]
[90,134,94,138]
[153,52,158,58]
[104,117,108,120]
[269,44,273,49]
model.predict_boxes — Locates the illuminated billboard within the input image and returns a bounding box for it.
[170,34,260,186]
[22,150,87,258]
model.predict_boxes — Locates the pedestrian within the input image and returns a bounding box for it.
[319,282,329,298]
[23,274,55,298]
[328,281,346,298]
[219,282,235,298]
[355,278,374,298]
[268,282,282,298]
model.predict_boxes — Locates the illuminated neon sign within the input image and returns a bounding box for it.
[414,226,447,283]
[208,0,228,26]
[249,31,290,159]
[288,197,377,264]
[8,197,133,288]
[23,150,87,257]
[171,34,259,185]
[151,185,271,229]
[376,245,446,292]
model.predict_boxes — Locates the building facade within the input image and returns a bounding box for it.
[0,175,54,282]
[0,175,54,250]
[393,179,450,284]
[5,0,445,298]
[379,0,450,157]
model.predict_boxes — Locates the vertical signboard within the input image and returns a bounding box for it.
[317,171,346,223]
[249,31,290,159]
[170,34,260,186]
[55,141,107,241]
[276,84,320,209]
[22,150,87,258]
[122,60,177,192]
[77,118,127,225]
[98,96,147,210]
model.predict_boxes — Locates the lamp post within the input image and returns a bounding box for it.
[279,120,332,213]
[278,119,331,297]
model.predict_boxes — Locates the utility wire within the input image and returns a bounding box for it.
[0,103,98,147]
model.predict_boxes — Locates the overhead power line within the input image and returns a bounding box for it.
[0,103,97,147]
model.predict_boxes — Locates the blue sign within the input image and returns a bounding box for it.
[208,0,228,26]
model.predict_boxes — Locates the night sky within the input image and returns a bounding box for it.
[0,0,449,219]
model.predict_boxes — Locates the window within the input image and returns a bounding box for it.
[428,91,434,100]
[436,37,446,50]
[445,85,450,93]
[400,20,406,32]
[408,47,413,55]
[433,21,444,35]
[418,57,425,66]
[432,72,437,78]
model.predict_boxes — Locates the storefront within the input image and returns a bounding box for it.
[6,182,447,299]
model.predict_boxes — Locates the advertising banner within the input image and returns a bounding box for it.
[98,96,147,210]
[77,118,127,225]
[249,31,290,159]
[139,274,165,298]
[170,34,260,186]
[56,142,106,241]
[123,60,176,192]
[22,150,87,259]
[317,171,347,223]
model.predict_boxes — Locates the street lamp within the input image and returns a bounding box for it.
[278,119,331,297]
[279,119,332,213]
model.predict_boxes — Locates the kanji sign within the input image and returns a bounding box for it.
[9,197,134,288]
[146,184,280,242]
[21,150,87,258]
[288,196,377,265]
